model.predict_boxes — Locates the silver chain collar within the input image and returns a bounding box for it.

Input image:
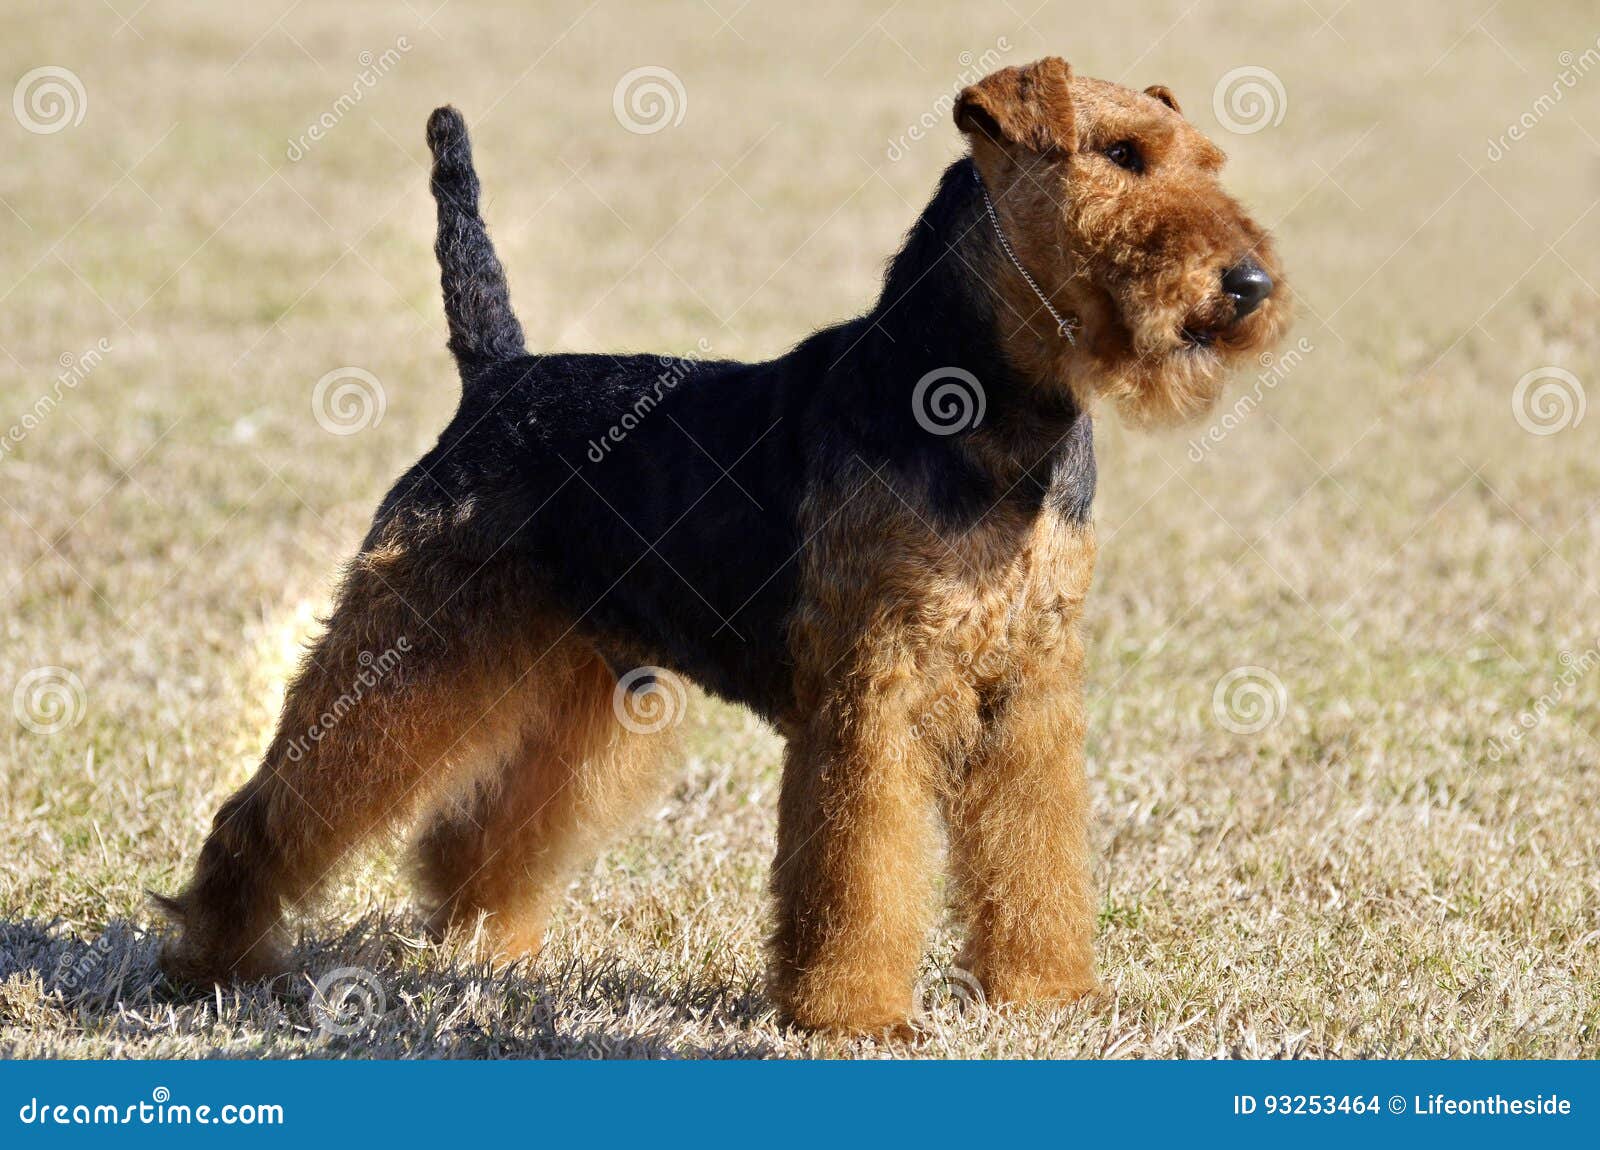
[975,172,1078,346]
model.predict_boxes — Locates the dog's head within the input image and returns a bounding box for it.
[955,57,1289,425]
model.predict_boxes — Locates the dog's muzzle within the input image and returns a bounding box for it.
[1222,258,1274,321]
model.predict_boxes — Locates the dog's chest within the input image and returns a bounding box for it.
[933,509,1096,685]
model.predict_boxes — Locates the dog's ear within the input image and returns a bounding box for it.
[954,57,1075,155]
[1144,84,1182,115]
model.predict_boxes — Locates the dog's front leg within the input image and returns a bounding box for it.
[948,632,1101,1007]
[767,675,946,1034]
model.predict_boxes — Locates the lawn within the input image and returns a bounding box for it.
[1,0,1596,1057]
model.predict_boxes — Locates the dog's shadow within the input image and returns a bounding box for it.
[0,914,782,1058]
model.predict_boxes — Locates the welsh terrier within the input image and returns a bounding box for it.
[159,57,1288,1033]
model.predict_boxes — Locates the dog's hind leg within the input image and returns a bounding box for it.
[411,649,672,958]
[156,541,548,984]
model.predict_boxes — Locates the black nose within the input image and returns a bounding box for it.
[1221,258,1273,320]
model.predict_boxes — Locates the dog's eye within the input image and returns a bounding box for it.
[1103,140,1143,173]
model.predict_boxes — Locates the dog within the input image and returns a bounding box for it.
[158,57,1288,1034]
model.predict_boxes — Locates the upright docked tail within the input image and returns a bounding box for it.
[426,106,525,378]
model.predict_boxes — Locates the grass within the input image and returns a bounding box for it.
[2,0,1598,1058]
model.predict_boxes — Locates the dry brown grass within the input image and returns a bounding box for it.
[2,0,1598,1058]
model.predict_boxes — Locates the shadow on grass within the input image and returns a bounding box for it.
[0,913,781,1058]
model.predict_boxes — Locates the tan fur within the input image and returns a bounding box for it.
[413,653,668,956]
[769,471,1099,1029]
[959,60,1290,426]
[765,60,1288,1030]
[158,519,669,980]
[161,58,1288,1035]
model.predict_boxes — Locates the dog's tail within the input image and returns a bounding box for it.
[426,106,526,378]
